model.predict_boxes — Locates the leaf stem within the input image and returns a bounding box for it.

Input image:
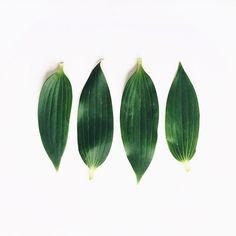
[57,62,64,74]
[88,166,96,180]
[182,160,191,172]
[137,58,142,67]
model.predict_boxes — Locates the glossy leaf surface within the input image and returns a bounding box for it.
[120,59,159,182]
[165,63,200,169]
[38,63,72,170]
[77,62,113,179]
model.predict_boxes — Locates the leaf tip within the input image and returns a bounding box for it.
[51,157,61,171]
[98,58,104,63]
[178,62,186,73]
[178,61,184,70]
[96,58,104,68]
[54,163,60,172]
[136,173,143,184]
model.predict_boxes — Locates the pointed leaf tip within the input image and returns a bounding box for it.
[136,174,143,184]
[178,62,184,71]
[177,62,188,75]
[98,58,104,64]
[54,163,60,171]
[94,59,104,71]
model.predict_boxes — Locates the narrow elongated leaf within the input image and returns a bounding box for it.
[38,63,72,170]
[120,59,159,182]
[165,63,200,171]
[77,62,113,179]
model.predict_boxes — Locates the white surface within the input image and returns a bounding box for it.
[0,0,236,235]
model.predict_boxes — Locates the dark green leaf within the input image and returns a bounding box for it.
[38,63,72,170]
[165,63,200,171]
[120,59,159,182]
[77,62,113,179]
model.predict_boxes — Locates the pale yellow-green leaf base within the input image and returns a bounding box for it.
[88,166,96,180]
[182,160,191,172]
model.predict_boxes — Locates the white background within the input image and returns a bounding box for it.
[0,0,236,235]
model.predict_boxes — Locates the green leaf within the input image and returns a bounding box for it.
[165,63,200,171]
[120,59,159,183]
[38,63,72,170]
[77,61,113,180]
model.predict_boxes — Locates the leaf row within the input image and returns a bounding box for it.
[38,59,200,182]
